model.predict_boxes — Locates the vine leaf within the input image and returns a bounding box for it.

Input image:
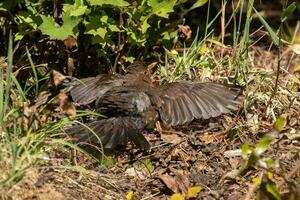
[38,13,81,40]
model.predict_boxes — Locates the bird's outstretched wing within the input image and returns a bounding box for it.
[70,74,124,105]
[149,82,243,127]
[66,116,150,150]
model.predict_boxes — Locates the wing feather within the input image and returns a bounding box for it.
[149,82,243,127]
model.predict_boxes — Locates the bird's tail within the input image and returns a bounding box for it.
[66,117,150,150]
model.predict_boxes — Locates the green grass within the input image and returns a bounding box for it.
[0,31,91,188]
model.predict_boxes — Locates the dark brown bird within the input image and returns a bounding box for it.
[67,63,243,150]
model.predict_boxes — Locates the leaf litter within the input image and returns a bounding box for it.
[2,44,300,200]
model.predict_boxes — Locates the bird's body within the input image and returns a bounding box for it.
[67,63,243,149]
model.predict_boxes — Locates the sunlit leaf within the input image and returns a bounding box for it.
[71,6,89,16]
[141,158,155,174]
[187,186,202,197]
[273,116,286,132]
[88,0,130,7]
[126,191,134,200]
[255,136,273,156]
[252,177,262,184]
[189,0,208,11]
[170,193,185,200]
[141,18,150,33]
[39,13,81,40]
[266,182,282,200]
[147,0,177,18]
[241,143,252,160]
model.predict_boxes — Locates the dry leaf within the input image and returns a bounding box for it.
[58,92,76,117]
[158,174,179,193]
[67,56,76,76]
[64,36,78,52]
[52,70,66,86]
[178,25,192,39]
[171,169,189,194]
[23,105,36,131]
[199,133,215,144]
[161,133,182,144]
[35,91,51,108]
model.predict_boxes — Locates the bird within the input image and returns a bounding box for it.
[66,62,243,150]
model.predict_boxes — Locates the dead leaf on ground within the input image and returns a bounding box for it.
[52,70,66,86]
[23,105,36,131]
[170,169,190,193]
[58,92,76,117]
[158,174,180,193]
[199,133,216,144]
[158,170,189,194]
[161,133,182,144]
[35,91,51,108]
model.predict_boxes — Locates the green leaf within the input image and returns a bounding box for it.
[189,0,208,11]
[241,142,252,160]
[38,13,81,40]
[273,116,286,132]
[255,136,273,156]
[253,7,279,46]
[63,2,90,16]
[70,6,89,16]
[101,156,117,167]
[141,18,150,33]
[266,182,282,200]
[85,16,107,39]
[108,24,120,32]
[141,158,154,174]
[88,0,129,7]
[124,56,135,63]
[281,2,296,23]
[147,0,177,18]
[123,26,146,45]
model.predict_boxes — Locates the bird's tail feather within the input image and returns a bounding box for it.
[66,117,150,150]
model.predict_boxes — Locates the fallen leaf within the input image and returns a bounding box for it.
[125,167,146,180]
[187,186,202,198]
[23,105,36,131]
[52,70,66,86]
[170,193,185,200]
[35,91,51,108]
[158,174,180,193]
[126,191,134,200]
[199,133,215,144]
[171,169,189,193]
[58,92,76,117]
[161,133,182,144]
